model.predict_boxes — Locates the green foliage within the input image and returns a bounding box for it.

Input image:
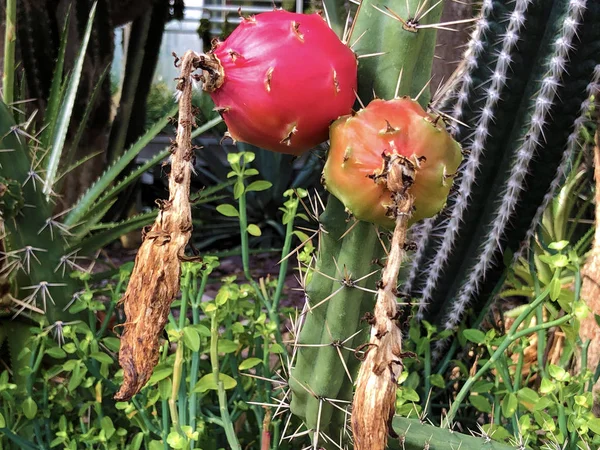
[0,156,311,449]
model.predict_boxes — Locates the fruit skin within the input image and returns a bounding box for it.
[201,10,358,155]
[322,97,462,227]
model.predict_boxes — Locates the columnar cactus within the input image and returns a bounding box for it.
[404,0,600,355]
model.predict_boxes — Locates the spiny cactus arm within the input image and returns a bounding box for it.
[289,196,381,437]
[0,101,77,323]
[349,0,443,105]
[408,0,600,339]
[391,417,520,450]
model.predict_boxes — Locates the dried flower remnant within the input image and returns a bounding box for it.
[114,51,200,401]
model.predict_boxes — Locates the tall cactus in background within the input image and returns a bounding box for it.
[405,0,600,357]
[288,0,600,448]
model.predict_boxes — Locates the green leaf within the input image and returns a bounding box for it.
[501,393,518,418]
[22,397,38,419]
[102,337,121,352]
[239,358,262,370]
[90,352,113,365]
[167,431,186,449]
[43,3,97,198]
[588,417,600,434]
[463,329,486,344]
[548,364,568,381]
[0,411,5,428]
[216,204,239,217]
[247,224,261,237]
[158,378,172,401]
[101,416,115,440]
[148,365,173,384]
[217,339,238,354]
[182,327,201,352]
[193,373,237,393]
[233,181,244,199]
[549,275,562,301]
[429,373,445,388]
[46,347,67,359]
[130,432,144,450]
[269,343,285,354]
[469,394,492,413]
[246,180,272,192]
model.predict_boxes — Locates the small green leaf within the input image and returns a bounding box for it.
[90,352,113,365]
[549,276,562,301]
[101,416,115,439]
[269,343,285,354]
[246,180,272,192]
[247,224,261,236]
[46,347,67,359]
[0,412,5,428]
[233,181,245,199]
[548,364,569,382]
[167,431,186,449]
[130,432,144,450]
[148,365,173,384]
[588,417,600,434]
[158,378,172,401]
[191,324,211,337]
[469,394,492,413]
[429,374,445,388]
[102,337,121,352]
[182,327,201,352]
[501,393,518,418]
[216,204,239,217]
[463,329,486,344]
[193,373,237,393]
[217,339,238,354]
[548,240,569,250]
[239,358,262,370]
[22,397,38,419]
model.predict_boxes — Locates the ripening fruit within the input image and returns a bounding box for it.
[322,97,463,227]
[199,10,357,155]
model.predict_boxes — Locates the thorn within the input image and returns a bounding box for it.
[356,51,388,59]
[394,68,404,99]
[350,29,368,50]
[291,21,304,41]
[353,89,366,109]
[265,67,274,92]
[414,76,434,103]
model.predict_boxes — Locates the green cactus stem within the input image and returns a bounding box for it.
[404,0,600,359]
[391,417,521,450]
[289,0,444,445]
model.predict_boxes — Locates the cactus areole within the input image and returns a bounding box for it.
[323,98,463,227]
[197,10,358,155]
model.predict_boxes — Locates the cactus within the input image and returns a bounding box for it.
[404,0,600,358]
[288,0,445,446]
[287,0,600,447]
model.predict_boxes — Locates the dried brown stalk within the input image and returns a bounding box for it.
[578,122,600,395]
[114,51,200,401]
[352,156,415,450]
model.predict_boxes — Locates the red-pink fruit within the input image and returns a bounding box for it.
[199,10,357,155]
[322,97,463,227]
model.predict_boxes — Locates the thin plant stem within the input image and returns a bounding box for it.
[443,285,572,426]
[169,344,184,433]
[210,313,241,450]
[2,0,16,106]
[271,198,299,309]
[161,399,169,450]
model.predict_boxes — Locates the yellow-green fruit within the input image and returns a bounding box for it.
[323,97,463,228]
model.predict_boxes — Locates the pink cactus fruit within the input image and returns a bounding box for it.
[199,10,358,155]
[322,97,463,227]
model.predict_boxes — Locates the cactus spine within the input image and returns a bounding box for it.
[289,0,443,445]
[404,0,600,356]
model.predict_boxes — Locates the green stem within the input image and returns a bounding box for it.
[189,273,207,448]
[2,0,16,106]
[169,343,184,433]
[210,314,241,450]
[271,199,298,311]
[443,286,570,426]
